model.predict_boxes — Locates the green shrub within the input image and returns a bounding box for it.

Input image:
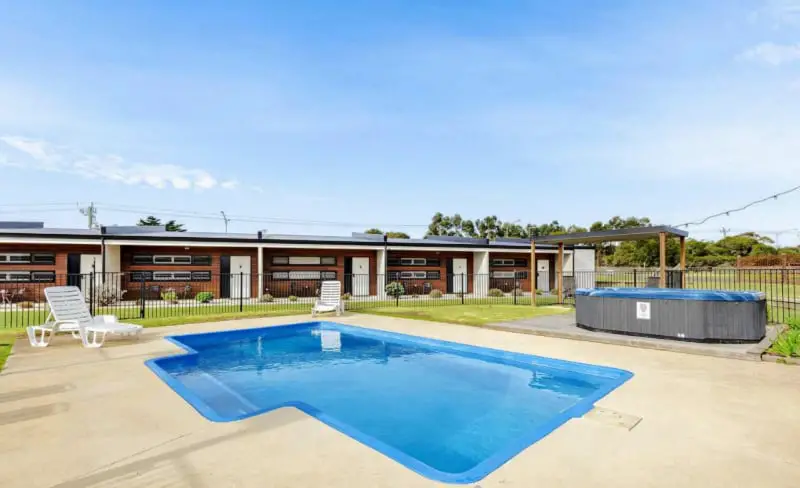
[429,289,443,299]
[195,291,213,303]
[259,293,274,303]
[17,301,34,309]
[161,289,178,302]
[786,316,800,331]
[341,293,351,300]
[487,288,504,297]
[769,329,800,358]
[288,295,298,302]
[535,289,543,295]
[385,281,405,297]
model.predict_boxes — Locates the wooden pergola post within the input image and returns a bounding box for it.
[679,236,686,288]
[658,231,667,288]
[557,242,564,304]
[530,239,537,307]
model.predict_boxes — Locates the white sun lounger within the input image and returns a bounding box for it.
[312,281,344,317]
[27,286,143,348]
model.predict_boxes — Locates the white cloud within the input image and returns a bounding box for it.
[220,180,239,190]
[0,136,224,191]
[752,0,800,27]
[741,42,800,65]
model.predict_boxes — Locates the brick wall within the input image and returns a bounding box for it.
[387,251,474,294]
[0,243,101,302]
[121,246,259,299]
[262,248,377,296]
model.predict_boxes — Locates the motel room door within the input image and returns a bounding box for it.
[536,259,550,292]
[351,257,370,296]
[229,256,251,299]
[451,258,468,294]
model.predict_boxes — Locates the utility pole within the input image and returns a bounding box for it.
[220,211,230,233]
[79,202,99,229]
[720,227,730,238]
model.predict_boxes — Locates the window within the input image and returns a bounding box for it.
[130,271,153,281]
[0,253,32,264]
[272,256,338,266]
[492,271,516,279]
[31,271,56,282]
[191,271,211,281]
[269,270,336,281]
[0,271,30,282]
[400,271,427,279]
[132,254,152,265]
[400,257,426,266]
[31,253,56,264]
[289,270,321,280]
[515,271,529,279]
[492,258,515,266]
[138,255,206,265]
[427,271,441,280]
[153,271,192,281]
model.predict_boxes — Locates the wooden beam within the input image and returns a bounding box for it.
[679,236,686,288]
[659,232,667,288]
[557,242,564,304]
[530,240,537,307]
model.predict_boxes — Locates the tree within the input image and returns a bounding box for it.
[363,228,410,239]
[137,216,186,232]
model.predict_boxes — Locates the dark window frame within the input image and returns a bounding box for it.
[271,256,338,266]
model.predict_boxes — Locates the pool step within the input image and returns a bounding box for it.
[584,407,642,430]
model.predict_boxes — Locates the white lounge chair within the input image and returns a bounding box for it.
[312,281,344,317]
[27,286,143,348]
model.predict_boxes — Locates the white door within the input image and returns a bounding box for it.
[230,256,251,298]
[80,254,102,288]
[452,258,468,293]
[537,259,550,292]
[351,257,370,296]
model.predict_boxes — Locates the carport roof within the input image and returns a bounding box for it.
[532,225,688,245]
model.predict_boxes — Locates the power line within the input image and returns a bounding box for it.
[674,184,800,228]
[91,203,431,228]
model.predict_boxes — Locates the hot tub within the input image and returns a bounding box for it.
[575,288,766,343]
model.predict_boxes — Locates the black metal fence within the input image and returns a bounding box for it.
[1,268,796,328]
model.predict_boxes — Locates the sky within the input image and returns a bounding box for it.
[0,0,799,245]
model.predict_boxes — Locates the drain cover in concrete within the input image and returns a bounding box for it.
[584,407,642,430]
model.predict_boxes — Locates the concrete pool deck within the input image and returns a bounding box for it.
[1,314,799,487]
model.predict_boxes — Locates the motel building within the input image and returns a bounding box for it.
[0,222,595,302]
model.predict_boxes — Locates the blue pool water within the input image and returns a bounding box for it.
[147,322,632,483]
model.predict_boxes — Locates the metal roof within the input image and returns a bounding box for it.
[0,224,593,249]
[532,225,688,245]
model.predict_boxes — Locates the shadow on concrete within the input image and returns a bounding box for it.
[50,408,308,488]
[0,402,70,426]
[0,383,75,403]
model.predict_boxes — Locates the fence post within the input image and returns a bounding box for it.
[461,274,465,304]
[239,272,244,312]
[139,273,145,319]
[88,272,95,316]
[633,268,638,287]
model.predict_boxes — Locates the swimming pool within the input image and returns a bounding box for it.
[147,322,632,484]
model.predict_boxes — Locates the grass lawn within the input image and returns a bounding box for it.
[357,304,571,327]
[767,315,800,358]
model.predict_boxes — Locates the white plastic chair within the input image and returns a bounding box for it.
[312,281,344,317]
[27,286,142,348]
